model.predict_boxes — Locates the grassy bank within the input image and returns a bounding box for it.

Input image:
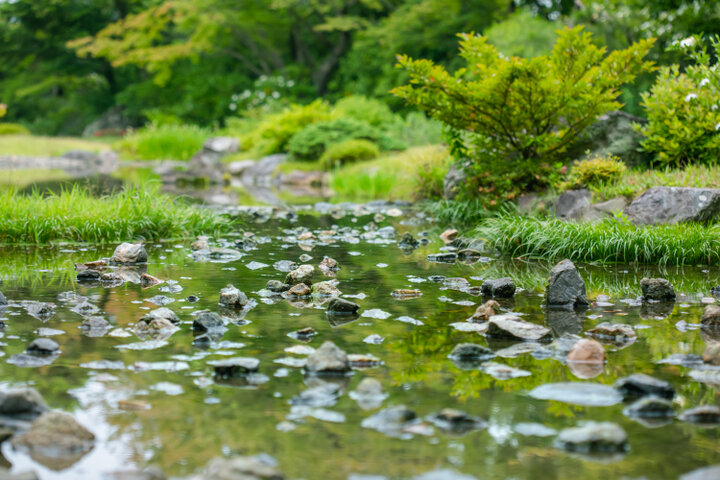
[0,135,109,156]
[0,186,229,244]
[474,215,720,266]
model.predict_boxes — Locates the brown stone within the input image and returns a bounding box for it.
[440,229,459,243]
[567,339,606,364]
[471,300,500,322]
[298,232,316,241]
[703,342,720,365]
[702,305,720,327]
[140,273,163,288]
[287,283,311,297]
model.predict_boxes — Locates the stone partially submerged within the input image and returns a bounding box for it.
[110,243,148,264]
[202,455,285,480]
[304,341,350,375]
[486,315,552,343]
[640,277,676,302]
[555,422,628,454]
[545,259,588,309]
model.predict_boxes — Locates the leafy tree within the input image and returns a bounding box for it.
[393,26,654,202]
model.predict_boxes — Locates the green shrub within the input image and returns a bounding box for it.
[241,100,332,155]
[288,118,402,161]
[320,139,379,169]
[414,147,452,200]
[393,26,654,205]
[333,95,396,127]
[484,9,558,58]
[639,35,720,167]
[384,112,444,147]
[331,170,398,201]
[0,123,30,135]
[565,154,627,189]
[117,124,209,161]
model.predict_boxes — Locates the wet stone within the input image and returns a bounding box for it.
[304,341,350,375]
[285,265,315,286]
[480,278,516,298]
[287,283,311,297]
[311,282,340,297]
[326,298,360,316]
[486,315,552,342]
[25,302,56,321]
[623,396,675,419]
[349,378,387,410]
[187,295,200,303]
[219,284,249,308]
[110,242,148,264]
[529,382,622,406]
[678,405,720,425]
[427,253,457,263]
[545,259,588,308]
[398,232,419,249]
[140,273,163,288]
[566,339,605,364]
[77,269,101,282]
[142,307,179,325]
[26,338,59,355]
[640,277,676,302]
[80,316,112,336]
[211,357,260,378]
[426,409,486,434]
[448,343,495,370]
[266,280,290,293]
[193,311,226,333]
[361,406,417,438]
[586,322,636,346]
[319,256,339,272]
[702,342,720,365]
[555,422,628,454]
[440,229,459,243]
[0,388,48,418]
[202,455,285,480]
[680,465,720,480]
[273,260,298,272]
[613,374,675,401]
[290,384,340,408]
[470,300,500,322]
[701,304,720,327]
[11,411,96,464]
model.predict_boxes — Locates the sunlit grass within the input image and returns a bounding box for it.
[475,215,720,266]
[116,124,211,161]
[0,135,109,156]
[423,198,491,226]
[0,185,230,244]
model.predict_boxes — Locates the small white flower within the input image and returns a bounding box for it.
[680,36,696,48]
[700,78,711,87]
[685,93,698,102]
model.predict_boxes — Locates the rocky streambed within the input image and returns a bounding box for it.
[0,203,719,480]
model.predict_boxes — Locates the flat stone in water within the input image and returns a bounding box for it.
[555,421,627,454]
[361,309,391,320]
[363,334,384,344]
[613,373,675,401]
[482,362,531,380]
[146,295,174,306]
[412,469,477,480]
[210,357,259,377]
[529,382,623,406]
[513,423,556,437]
[486,315,552,342]
[116,340,169,351]
[290,384,340,407]
[245,261,269,270]
[361,406,417,438]
[657,353,704,367]
[678,405,720,425]
[81,360,125,370]
[623,396,675,419]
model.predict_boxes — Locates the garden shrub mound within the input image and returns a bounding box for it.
[320,139,379,169]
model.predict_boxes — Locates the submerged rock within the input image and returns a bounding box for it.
[80,316,112,336]
[285,265,314,286]
[266,280,290,293]
[304,341,350,375]
[566,339,605,364]
[110,243,148,264]
[546,259,588,308]
[311,282,341,297]
[529,382,623,407]
[287,283,311,297]
[480,278,516,298]
[11,411,95,466]
[448,343,495,370]
[640,277,676,302]
[486,315,552,342]
[192,311,225,333]
[0,388,48,417]
[361,406,417,437]
[25,302,56,322]
[326,298,360,316]
[470,300,500,322]
[349,378,387,410]
[398,232,419,249]
[678,405,720,425]
[440,229,459,243]
[586,323,636,347]
[555,422,627,454]
[26,338,59,356]
[426,408,486,434]
[202,455,285,480]
[613,374,675,401]
[219,285,249,308]
[701,305,720,327]
[211,357,260,378]
[623,396,675,419]
[77,269,101,282]
[141,307,179,325]
[318,257,339,273]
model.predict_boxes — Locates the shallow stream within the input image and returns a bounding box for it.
[0,206,719,479]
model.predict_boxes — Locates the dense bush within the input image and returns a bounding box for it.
[241,100,332,156]
[320,139,379,169]
[0,123,30,135]
[288,118,403,162]
[639,35,720,167]
[117,124,209,161]
[393,26,654,204]
[565,155,627,189]
[333,96,396,127]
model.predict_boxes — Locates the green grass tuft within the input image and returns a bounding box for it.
[0,185,230,244]
[423,199,491,226]
[474,215,720,266]
[116,124,210,161]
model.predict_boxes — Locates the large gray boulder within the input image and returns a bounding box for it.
[546,259,588,309]
[556,189,591,220]
[625,187,720,225]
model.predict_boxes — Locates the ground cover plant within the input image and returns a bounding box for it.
[0,185,229,244]
[475,214,720,266]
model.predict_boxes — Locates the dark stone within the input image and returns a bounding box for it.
[426,408,487,434]
[448,343,495,370]
[613,374,675,401]
[678,405,720,425]
[623,396,675,419]
[212,357,259,378]
[187,295,199,303]
[326,298,360,316]
[640,277,676,302]
[480,278,516,298]
[427,253,457,263]
[0,388,48,417]
[398,232,419,249]
[77,268,102,282]
[546,259,588,308]
[626,187,720,225]
[192,311,225,333]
